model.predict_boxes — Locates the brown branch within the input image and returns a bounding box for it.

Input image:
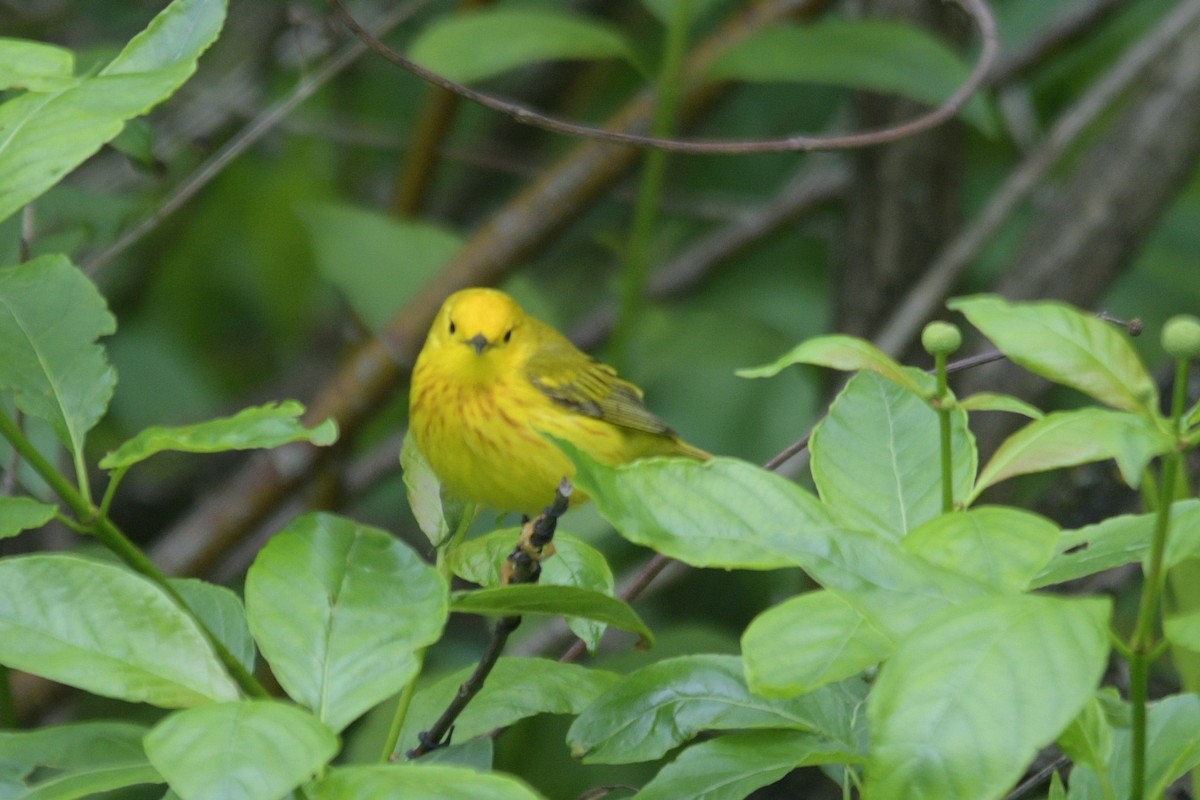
[329,0,999,154]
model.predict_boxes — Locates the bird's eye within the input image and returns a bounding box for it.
[449,320,456,335]
[503,329,512,343]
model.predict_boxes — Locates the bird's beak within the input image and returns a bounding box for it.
[467,333,490,355]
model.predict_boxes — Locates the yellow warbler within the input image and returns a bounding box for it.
[409,288,708,516]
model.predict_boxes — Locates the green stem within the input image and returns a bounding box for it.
[381,648,425,762]
[612,0,690,363]
[935,352,953,513]
[1127,357,1189,800]
[0,409,268,699]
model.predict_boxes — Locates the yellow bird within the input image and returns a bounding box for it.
[409,288,708,516]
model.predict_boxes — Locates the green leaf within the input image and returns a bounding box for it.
[1165,609,1200,653]
[1057,689,1117,780]
[244,512,448,732]
[866,595,1111,799]
[396,657,617,759]
[0,721,148,775]
[23,765,163,800]
[902,507,1060,591]
[144,701,337,800]
[1083,694,1200,798]
[0,0,226,223]
[169,579,255,674]
[300,203,460,333]
[1031,502,1200,588]
[312,764,545,800]
[408,9,636,85]
[567,654,864,764]
[447,529,615,652]
[971,409,1170,502]
[810,371,976,540]
[0,554,239,706]
[959,392,1045,419]
[100,401,337,470]
[400,433,470,548]
[562,441,993,639]
[0,256,116,458]
[635,730,861,800]
[0,38,75,91]
[707,20,995,134]
[736,334,933,397]
[742,589,891,696]
[949,295,1158,415]
[0,495,55,539]
[451,585,651,646]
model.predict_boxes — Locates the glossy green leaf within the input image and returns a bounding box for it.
[959,392,1045,419]
[300,202,460,332]
[1057,689,1117,780]
[401,433,456,547]
[447,529,614,652]
[971,409,1171,502]
[568,654,863,764]
[145,701,337,800]
[100,401,337,469]
[396,657,617,759]
[949,295,1158,414]
[1115,694,1200,798]
[408,9,636,84]
[902,507,1060,591]
[742,589,890,696]
[0,496,55,539]
[811,371,976,540]
[0,554,238,706]
[451,584,651,646]
[170,579,255,674]
[0,721,148,775]
[737,334,933,396]
[23,765,162,800]
[708,20,995,133]
[245,512,448,732]
[0,256,115,458]
[563,441,993,639]
[0,38,75,91]
[313,764,544,800]
[1031,502,1200,588]
[635,730,861,800]
[0,0,225,223]
[419,738,494,771]
[866,595,1110,799]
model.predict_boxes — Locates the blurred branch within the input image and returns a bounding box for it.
[81,1,431,276]
[873,0,1200,359]
[147,0,833,577]
[329,0,999,154]
[988,0,1130,86]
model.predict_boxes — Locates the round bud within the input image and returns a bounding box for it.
[1162,315,1200,360]
[922,321,962,356]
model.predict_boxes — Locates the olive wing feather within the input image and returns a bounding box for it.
[524,340,674,436]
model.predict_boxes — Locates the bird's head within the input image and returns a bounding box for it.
[428,288,526,376]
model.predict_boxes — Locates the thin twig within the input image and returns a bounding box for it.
[328,0,999,154]
[407,482,571,758]
[873,0,1200,359]
[81,0,431,276]
[1003,755,1068,800]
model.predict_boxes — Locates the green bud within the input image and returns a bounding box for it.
[1162,315,1200,360]
[922,321,962,356]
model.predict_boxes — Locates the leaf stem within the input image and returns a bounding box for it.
[381,648,425,762]
[612,0,690,363]
[935,352,954,512]
[1127,356,1189,800]
[0,408,268,699]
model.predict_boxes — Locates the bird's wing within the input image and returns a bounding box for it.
[525,339,673,436]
